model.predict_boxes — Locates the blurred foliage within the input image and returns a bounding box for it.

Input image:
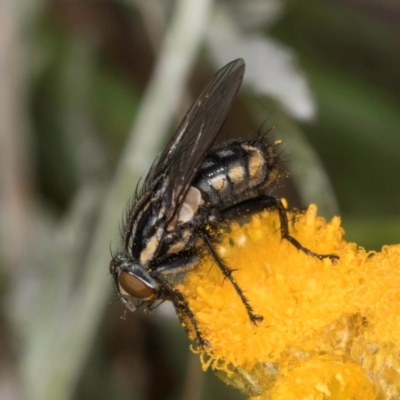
[272,0,400,219]
[1,0,400,399]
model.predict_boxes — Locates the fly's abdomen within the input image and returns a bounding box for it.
[193,137,281,208]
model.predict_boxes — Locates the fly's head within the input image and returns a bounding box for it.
[109,254,160,311]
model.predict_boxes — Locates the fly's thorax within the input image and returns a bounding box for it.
[125,171,206,266]
[159,227,195,257]
[193,137,282,209]
[166,186,203,231]
[139,194,204,263]
[124,177,169,265]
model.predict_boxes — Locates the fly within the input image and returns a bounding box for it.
[110,59,339,345]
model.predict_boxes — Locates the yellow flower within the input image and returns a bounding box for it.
[177,204,400,399]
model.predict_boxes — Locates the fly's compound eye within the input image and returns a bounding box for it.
[118,271,156,300]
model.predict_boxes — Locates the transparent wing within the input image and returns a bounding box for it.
[149,58,245,221]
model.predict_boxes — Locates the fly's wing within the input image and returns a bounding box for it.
[150,58,245,221]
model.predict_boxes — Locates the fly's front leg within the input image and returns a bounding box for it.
[201,233,263,324]
[152,256,210,347]
[222,196,339,262]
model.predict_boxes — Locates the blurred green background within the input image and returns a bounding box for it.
[1,0,400,399]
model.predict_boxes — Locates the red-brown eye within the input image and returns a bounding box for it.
[118,271,156,300]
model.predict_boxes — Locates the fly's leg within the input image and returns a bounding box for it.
[222,195,339,262]
[152,257,210,347]
[201,233,264,324]
[208,196,339,325]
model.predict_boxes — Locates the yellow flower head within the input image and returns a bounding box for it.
[177,204,400,399]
